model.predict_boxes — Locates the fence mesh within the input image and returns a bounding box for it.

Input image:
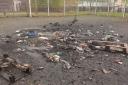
[0,0,127,17]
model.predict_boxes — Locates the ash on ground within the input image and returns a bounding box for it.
[0,20,128,85]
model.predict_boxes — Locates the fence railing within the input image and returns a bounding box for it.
[0,0,128,18]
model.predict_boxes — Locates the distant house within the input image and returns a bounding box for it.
[78,0,125,7]
[78,1,108,7]
[78,0,126,12]
[115,0,123,6]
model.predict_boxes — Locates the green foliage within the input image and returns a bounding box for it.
[31,0,128,8]
[50,0,63,8]
[31,0,64,8]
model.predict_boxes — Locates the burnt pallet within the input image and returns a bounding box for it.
[90,40,128,54]
[105,44,128,54]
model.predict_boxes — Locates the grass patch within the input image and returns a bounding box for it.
[0,11,128,18]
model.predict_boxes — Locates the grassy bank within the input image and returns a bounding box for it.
[0,11,128,18]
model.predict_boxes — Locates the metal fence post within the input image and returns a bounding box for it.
[76,0,79,16]
[34,0,38,14]
[29,0,32,17]
[47,0,50,16]
[64,0,66,16]
[82,0,84,11]
[95,0,97,14]
[112,0,115,12]
[89,1,91,12]
[107,0,110,16]
[123,0,126,18]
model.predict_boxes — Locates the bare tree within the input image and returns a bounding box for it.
[29,0,32,17]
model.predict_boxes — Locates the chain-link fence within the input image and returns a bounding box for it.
[0,0,128,17]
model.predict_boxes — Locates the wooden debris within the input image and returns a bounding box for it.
[89,40,128,54]
[37,67,44,70]
[114,59,123,65]
[102,68,111,74]
[0,54,32,83]
[15,64,32,74]
[60,59,71,69]
[45,53,60,62]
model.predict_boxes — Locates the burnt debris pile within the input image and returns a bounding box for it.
[0,21,127,84]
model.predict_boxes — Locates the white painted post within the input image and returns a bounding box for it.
[48,0,50,16]
[13,0,17,12]
[29,0,32,17]
[64,0,66,16]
